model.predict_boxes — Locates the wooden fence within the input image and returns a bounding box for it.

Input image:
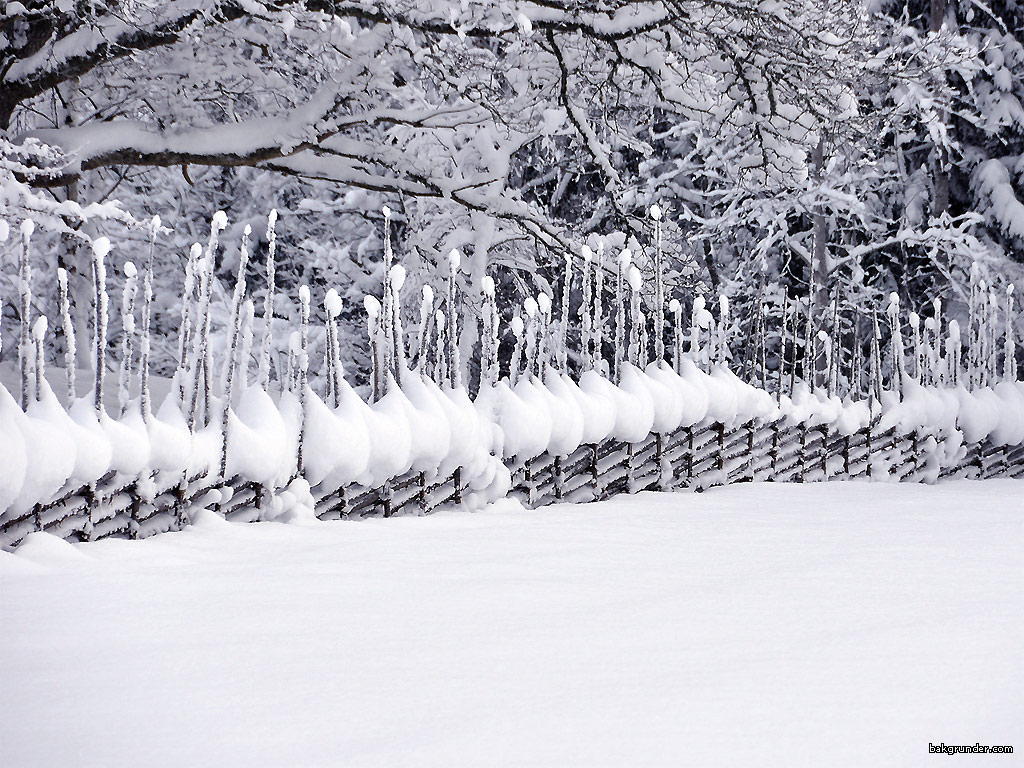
[2,414,1019,549]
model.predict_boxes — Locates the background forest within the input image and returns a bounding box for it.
[2,0,1022,388]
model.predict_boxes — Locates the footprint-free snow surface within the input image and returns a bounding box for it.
[1,481,1021,767]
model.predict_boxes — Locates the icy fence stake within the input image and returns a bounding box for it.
[186,255,213,430]
[390,263,406,388]
[57,268,76,404]
[580,246,593,371]
[509,314,525,386]
[627,264,642,367]
[558,252,571,372]
[909,311,921,384]
[381,206,394,379]
[447,250,461,388]
[947,320,961,387]
[968,264,981,388]
[415,285,434,374]
[365,295,382,401]
[220,225,251,478]
[139,216,159,421]
[324,289,343,407]
[614,249,630,383]
[717,294,729,366]
[239,299,255,391]
[177,243,202,401]
[296,285,310,474]
[777,298,789,396]
[690,295,707,369]
[259,209,278,389]
[523,297,538,378]
[1004,285,1016,381]
[19,220,33,409]
[118,261,138,417]
[538,292,552,381]
[670,298,682,374]
[593,241,606,375]
[480,276,498,389]
[886,292,905,396]
[32,315,46,404]
[92,235,111,414]
[651,204,665,362]
[870,309,883,402]
[987,288,1000,384]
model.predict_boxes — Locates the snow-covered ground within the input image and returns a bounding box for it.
[1,481,1021,767]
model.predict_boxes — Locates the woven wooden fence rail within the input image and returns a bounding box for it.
[2,416,1020,549]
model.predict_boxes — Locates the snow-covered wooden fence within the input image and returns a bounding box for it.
[2,209,1023,549]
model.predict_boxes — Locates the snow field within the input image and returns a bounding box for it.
[1,481,1021,767]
